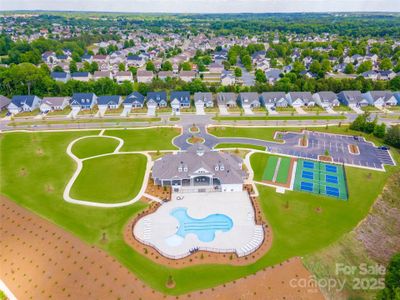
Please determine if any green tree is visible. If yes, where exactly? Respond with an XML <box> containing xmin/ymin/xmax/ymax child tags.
<box><xmin>161</xmin><ymin>61</ymin><xmax>173</xmax><ymax>71</ymax></box>
<box><xmin>180</xmin><ymin>62</ymin><xmax>192</xmax><ymax>71</ymax></box>
<box><xmin>344</xmin><ymin>63</ymin><xmax>355</xmax><ymax>74</ymax></box>
<box><xmin>309</xmin><ymin>61</ymin><xmax>321</xmax><ymax>75</ymax></box>
<box><xmin>53</xmin><ymin>66</ymin><xmax>64</xmax><ymax>72</ymax></box>
<box><xmin>373</xmin><ymin>123</ymin><xmax>386</xmax><ymax>138</ymax></box>
<box><xmin>146</xmin><ymin>61</ymin><xmax>156</xmax><ymax>71</ymax></box>
<box><xmin>69</xmin><ymin>61</ymin><xmax>78</xmax><ymax>73</ymax></box>
<box><xmin>377</xmin><ymin>253</ymin><xmax>400</xmax><ymax>300</ymax></box>
<box><xmin>292</xmin><ymin>61</ymin><xmax>305</xmax><ymax>74</ymax></box>
<box><xmin>118</xmin><ymin>63</ymin><xmax>125</xmax><ymax>72</ymax></box>
<box><xmin>234</xmin><ymin>67</ymin><xmax>242</xmax><ymax>77</ymax></box>
<box><xmin>255</xmin><ymin>69</ymin><xmax>266</xmax><ymax>83</ymax></box>
<box><xmin>379</xmin><ymin>58</ymin><xmax>393</xmax><ymax>70</ymax></box>
<box><xmin>384</xmin><ymin>125</ymin><xmax>400</xmax><ymax>148</ymax></box>
<box><xmin>357</xmin><ymin>61</ymin><xmax>373</xmax><ymax>74</ymax></box>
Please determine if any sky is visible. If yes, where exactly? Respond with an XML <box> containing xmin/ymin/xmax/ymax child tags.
<box><xmin>1</xmin><ymin>0</ymin><xmax>399</xmax><ymax>13</ymax></box>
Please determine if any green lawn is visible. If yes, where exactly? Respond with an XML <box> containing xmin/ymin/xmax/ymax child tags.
<box><xmin>71</xmin><ymin>136</ymin><xmax>119</xmax><ymax>159</ymax></box>
<box><xmin>262</xmin><ymin>156</ymin><xmax>278</xmax><ymax>181</ymax></box>
<box><xmin>70</xmin><ymin>154</ymin><xmax>146</xmax><ymax>203</ymax></box>
<box><xmin>0</xmin><ymin>128</ymin><xmax>398</xmax><ymax>295</ymax></box>
<box><xmin>276</xmin><ymin>157</ymin><xmax>291</xmax><ymax>184</ymax></box>
<box><xmin>214</xmin><ymin>143</ymin><xmax>266</xmax><ymax>151</ymax></box>
<box><xmin>7</xmin><ymin>118</ymin><xmax>161</xmax><ymax>127</ymax></box>
<box><xmin>105</xmin><ymin>127</ymin><xmax>180</xmax><ymax>151</ymax></box>
<box><xmin>213</xmin><ymin>115</ymin><xmax>346</xmax><ymax>121</ymax></box>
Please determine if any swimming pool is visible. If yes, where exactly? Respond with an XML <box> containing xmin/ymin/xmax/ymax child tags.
<box><xmin>170</xmin><ymin>207</ymin><xmax>233</xmax><ymax>242</ymax></box>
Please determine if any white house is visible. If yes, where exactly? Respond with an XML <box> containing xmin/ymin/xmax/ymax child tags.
<box><xmin>312</xmin><ymin>92</ymin><xmax>340</xmax><ymax>108</ymax></box>
<box><xmin>8</xmin><ymin>95</ymin><xmax>41</xmax><ymax>114</ymax></box>
<box><xmin>137</xmin><ymin>70</ymin><xmax>154</xmax><ymax>83</ymax></box>
<box><xmin>115</xmin><ymin>71</ymin><xmax>133</xmax><ymax>83</ymax></box>
<box><xmin>287</xmin><ymin>92</ymin><xmax>314</xmax><ymax>107</ymax></box>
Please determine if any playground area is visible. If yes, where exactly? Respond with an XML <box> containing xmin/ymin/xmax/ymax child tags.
<box><xmin>261</xmin><ymin>155</ymin><xmax>295</xmax><ymax>187</ymax></box>
<box><xmin>294</xmin><ymin>159</ymin><xmax>348</xmax><ymax>200</ymax></box>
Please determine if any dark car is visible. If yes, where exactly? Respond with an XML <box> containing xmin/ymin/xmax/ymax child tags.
<box><xmin>378</xmin><ymin>146</ymin><xmax>390</xmax><ymax>151</ymax></box>
<box><xmin>353</xmin><ymin>136</ymin><xmax>359</xmax><ymax>141</ymax></box>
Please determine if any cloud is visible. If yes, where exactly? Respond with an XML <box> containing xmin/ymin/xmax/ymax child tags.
<box><xmin>1</xmin><ymin>0</ymin><xmax>399</xmax><ymax>13</ymax></box>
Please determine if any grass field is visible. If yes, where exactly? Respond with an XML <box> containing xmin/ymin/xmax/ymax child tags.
<box><xmin>0</xmin><ymin>127</ymin><xmax>398</xmax><ymax>295</ymax></box>
<box><xmin>105</xmin><ymin>127</ymin><xmax>180</xmax><ymax>151</ymax></box>
<box><xmin>213</xmin><ymin>115</ymin><xmax>346</xmax><ymax>121</ymax></box>
<box><xmin>71</xmin><ymin>136</ymin><xmax>119</xmax><ymax>159</ymax></box>
<box><xmin>70</xmin><ymin>154</ymin><xmax>146</xmax><ymax>203</ymax></box>
<box><xmin>276</xmin><ymin>157</ymin><xmax>291</xmax><ymax>183</ymax></box>
<box><xmin>262</xmin><ymin>156</ymin><xmax>278</xmax><ymax>181</ymax></box>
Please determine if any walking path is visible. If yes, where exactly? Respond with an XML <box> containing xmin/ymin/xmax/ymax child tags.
<box><xmin>63</xmin><ymin>132</ymin><xmax>153</xmax><ymax>208</ymax></box>
<box><xmin>272</xmin><ymin>157</ymin><xmax>282</xmax><ymax>182</ymax></box>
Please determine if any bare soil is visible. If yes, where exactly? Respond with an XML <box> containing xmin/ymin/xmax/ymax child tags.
<box><xmin>349</xmin><ymin>144</ymin><xmax>360</xmax><ymax>155</ymax></box>
<box><xmin>318</xmin><ymin>155</ymin><xmax>333</xmax><ymax>162</ymax></box>
<box><xmin>0</xmin><ymin>196</ymin><xmax>323</xmax><ymax>299</ymax></box>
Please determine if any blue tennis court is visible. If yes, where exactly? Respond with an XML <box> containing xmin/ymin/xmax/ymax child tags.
<box><xmin>302</xmin><ymin>170</ymin><xmax>314</xmax><ymax>179</ymax></box>
<box><xmin>326</xmin><ymin>186</ymin><xmax>339</xmax><ymax>197</ymax></box>
<box><xmin>303</xmin><ymin>161</ymin><xmax>315</xmax><ymax>169</ymax></box>
<box><xmin>326</xmin><ymin>175</ymin><xmax>338</xmax><ymax>184</ymax></box>
<box><xmin>300</xmin><ymin>181</ymin><xmax>313</xmax><ymax>192</ymax></box>
<box><xmin>325</xmin><ymin>165</ymin><xmax>337</xmax><ymax>173</ymax></box>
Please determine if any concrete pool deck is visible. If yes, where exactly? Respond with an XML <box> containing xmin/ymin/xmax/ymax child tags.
<box><xmin>133</xmin><ymin>191</ymin><xmax>264</xmax><ymax>259</ymax></box>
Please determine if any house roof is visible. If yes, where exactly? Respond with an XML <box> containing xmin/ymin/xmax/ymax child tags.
<box><xmin>152</xmin><ymin>144</ymin><xmax>245</xmax><ymax>185</ymax></box>
<box><xmin>41</xmin><ymin>97</ymin><xmax>69</xmax><ymax>107</ymax></box>
<box><xmin>194</xmin><ymin>92</ymin><xmax>213</xmax><ymax>103</ymax></box>
<box><xmin>170</xmin><ymin>91</ymin><xmax>190</xmax><ymax>104</ymax></box>
<box><xmin>158</xmin><ymin>71</ymin><xmax>174</xmax><ymax>77</ymax></box>
<box><xmin>137</xmin><ymin>70</ymin><xmax>153</xmax><ymax>77</ymax></box>
<box><xmin>124</xmin><ymin>92</ymin><xmax>145</xmax><ymax>104</ymax></box>
<box><xmin>239</xmin><ymin>93</ymin><xmax>259</xmax><ymax>103</ymax></box>
<box><xmin>147</xmin><ymin>91</ymin><xmax>167</xmax><ymax>103</ymax></box>
<box><xmin>315</xmin><ymin>91</ymin><xmax>338</xmax><ymax>102</ymax></box>
<box><xmin>93</xmin><ymin>71</ymin><xmax>111</xmax><ymax>78</ymax></box>
<box><xmin>339</xmin><ymin>91</ymin><xmax>364</xmax><ymax>103</ymax></box>
<box><xmin>179</xmin><ymin>71</ymin><xmax>196</xmax><ymax>77</ymax></box>
<box><xmin>265</xmin><ymin>68</ymin><xmax>283</xmax><ymax>79</ymax></box>
<box><xmin>97</xmin><ymin>95</ymin><xmax>121</xmax><ymax>105</ymax></box>
<box><xmin>10</xmin><ymin>95</ymin><xmax>39</xmax><ymax>107</ymax></box>
<box><xmin>289</xmin><ymin>92</ymin><xmax>313</xmax><ymax>103</ymax></box>
<box><xmin>71</xmin><ymin>72</ymin><xmax>90</xmax><ymax>78</ymax></box>
<box><xmin>71</xmin><ymin>93</ymin><xmax>96</xmax><ymax>105</ymax></box>
<box><xmin>51</xmin><ymin>72</ymin><xmax>68</xmax><ymax>79</ymax></box>
<box><xmin>366</xmin><ymin>91</ymin><xmax>394</xmax><ymax>101</ymax></box>
<box><xmin>0</xmin><ymin>95</ymin><xmax>11</xmax><ymax>108</ymax></box>
<box><xmin>115</xmin><ymin>71</ymin><xmax>132</xmax><ymax>77</ymax></box>
<box><xmin>260</xmin><ymin>92</ymin><xmax>286</xmax><ymax>104</ymax></box>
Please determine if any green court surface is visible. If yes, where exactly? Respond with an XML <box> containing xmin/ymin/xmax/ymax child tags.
<box><xmin>262</xmin><ymin>156</ymin><xmax>278</xmax><ymax>181</ymax></box>
<box><xmin>275</xmin><ymin>157</ymin><xmax>291</xmax><ymax>184</ymax></box>
<box><xmin>294</xmin><ymin>159</ymin><xmax>348</xmax><ymax>200</ymax></box>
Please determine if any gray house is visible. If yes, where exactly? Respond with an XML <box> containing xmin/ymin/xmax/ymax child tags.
<box><xmin>238</xmin><ymin>93</ymin><xmax>261</xmax><ymax>108</ymax></box>
<box><xmin>170</xmin><ymin>91</ymin><xmax>191</xmax><ymax>114</ymax></box>
<box><xmin>8</xmin><ymin>95</ymin><xmax>42</xmax><ymax>114</ymax></box>
<box><xmin>97</xmin><ymin>95</ymin><xmax>122</xmax><ymax>110</ymax></box>
<box><xmin>312</xmin><ymin>92</ymin><xmax>340</xmax><ymax>108</ymax></box>
<box><xmin>337</xmin><ymin>91</ymin><xmax>369</xmax><ymax>107</ymax></box>
<box><xmin>363</xmin><ymin>91</ymin><xmax>397</xmax><ymax>106</ymax></box>
<box><xmin>194</xmin><ymin>92</ymin><xmax>214</xmax><ymax>107</ymax></box>
<box><xmin>217</xmin><ymin>93</ymin><xmax>237</xmax><ymax>107</ymax></box>
<box><xmin>40</xmin><ymin>97</ymin><xmax>70</xmax><ymax>112</ymax></box>
<box><xmin>152</xmin><ymin>144</ymin><xmax>246</xmax><ymax>193</ymax></box>
<box><xmin>260</xmin><ymin>92</ymin><xmax>288</xmax><ymax>108</ymax></box>
<box><xmin>287</xmin><ymin>92</ymin><xmax>314</xmax><ymax>107</ymax></box>
<box><xmin>0</xmin><ymin>96</ymin><xmax>11</xmax><ymax>111</ymax></box>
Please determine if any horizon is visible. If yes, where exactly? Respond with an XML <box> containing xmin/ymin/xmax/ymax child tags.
<box><xmin>1</xmin><ymin>0</ymin><xmax>399</xmax><ymax>14</ymax></box>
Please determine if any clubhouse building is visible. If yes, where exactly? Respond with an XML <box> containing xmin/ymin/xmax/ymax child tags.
<box><xmin>152</xmin><ymin>144</ymin><xmax>246</xmax><ymax>193</ymax></box>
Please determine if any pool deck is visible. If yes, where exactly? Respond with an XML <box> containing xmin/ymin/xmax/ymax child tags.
<box><xmin>133</xmin><ymin>191</ymin><xmax>264</xmax><ymax>259</ymax></box>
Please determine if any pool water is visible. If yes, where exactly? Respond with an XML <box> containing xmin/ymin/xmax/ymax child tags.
<box><xmin>170</xmin><ymin>207</ymin><xmax>233</xmax><ymax>242</ymax></box>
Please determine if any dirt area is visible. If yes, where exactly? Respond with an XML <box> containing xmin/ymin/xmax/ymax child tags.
<box><xmin>318</xmin><ymin>155</ymin><xmax>333</xmax><ymax>162</ymax></box>
<box><xmin>189</xmin><ymin>126</ymin><xmax>200</xmax><ymax>133</ymax></box>
<box><xmin>348</xmin><ymin>144</ymin><xmax>360</xmax><ymax>155</ymax></box>
<box><xmin>125</xmin><ymin>188</ymin><xmax>273</xmax><ymax>267</ymax></box>
<box><xmin>1</xmin><ymin>196</ymin><xmax>323</xmax><ymax>299</ymax></box>
<box><xmin>145</xmin><ymin>178</ymin><xmax>172</xmax><ymax>201</ymax></box>
<box><xmin>299</xmin><ymin>136</ymin><xmax>308</xmax><ymax>147</ymax></box>
<box><xmin>187</xmin><ymin>136</ymin><xmax>205</xmax><ymax>144</ymax></box>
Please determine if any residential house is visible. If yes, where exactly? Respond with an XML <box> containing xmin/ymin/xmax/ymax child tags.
<box><xmin>208</xmin><ymin>63</ymin><xmax>224</xmax><ymax>73</ymax></box>
<box><xmin>93</xmin><ymin>71</ymin><xmax>113</xmax><ymax>81</ymax></box>
<box><xmin>146</xmin><ymin>92</ymin><xmax>168</xmax><ymax>108</ymax></box>
<box><xmin>97</xmin><ymin>95</ymin><xmax>122</xmax><ymax>110</ymax></box>
<box><xmin>51</xmin><ymin>72</ymin><xmax>70</xmax><ymax>83</ymax></box>
<box><xmin>123</xmin><ymin>92</ymin><xmax>145</xmax><ymax>109</ymax></box>
<box><xmin>260</xmin><ymin>92</ymin><xmax>288</xmax><ymax>108</ymax></box>
<box><xmin>287</xmin><ymin>92</ymin><xmax>314</xmax><ymax>107</ymax></box>
<box><xmin>312</xmin><ymin>92</ymin><xmax>340</xmax><ymax>108</ymax></box>
<box><xmin>221</xmin><ymin>71</ymin><xmax>235</xmax><ymax>86</ymax></box>
<box><xmin>71</xmin><ymin>72</ymin><xmax>92</xmax><ymax>82</ymax></box>
<box><xmin>194</xmin><ymin>92</ymin><xmax>214</xmax><ymax>107</ymax></box>
<box><xmin>378</xmin><ymin>70</ymin><xmax>397</xmax><ymax>81</ymax></box>
<box><xmin>393</xmin><ymin>93</ymin><xmax>400</xmax><ymax>105</ymax></box>
<box><xmin>363</xmin><ymin>91</ymin><xmax>397</xmax><ymax>106</ymax></box>
<box><xmin>361</xmin><ymin>70</ymin><xmax>379</xmax><ymax>81</ymax></box>
<box><xmin>179</xmin><ymin>71</ymin><xmax>196</xmax><ymax>82</ymax></box>
<box><xmin>158</xmin><ymin>71</ymin><xmax>174</xmax><ymax>80</ymax></box>
<box><xmin>70</xmin><ymin>93</ymin><xmax>97</xmax><ymax>110</ymax></box>
<box><xmin>8</xmin><ymin>95</ymin><xmax>41</xmax><ymax>114</ymax></box>
<box><xmin>217</xmin><ymin>93</ymin><xmax>237</xmax><ymax>107</ymax></box>
<box><xmin>127</xmin><ymin>55</ymin><xmax>146</xmax><ymax>67</ymax></box>
<box><xmin>0</xmin><ymin>95</ymin><xmax>11</xmax><ymax>111</ymax></box>
<box><xmin>42</xmin><ymin>51</ymin><xmax>57</xmax><ymax>64</ymax></box>
<box><xmin>40</xmin><ymin>97</ymin><xmax>70</xmax><ymax>112</ymax></box>
<box><xmin>265</xmin><ymin>69</ymin><xmax>283</xmax><ymax>84</ymax></box>
<box><xmin>170</xmin><ymin>91</ymin><xmax>191</xmax><ymax>114</ymax></box>
<box><xmin>137</xmin><ymin>70</ymin><xmax>154</xmax><ymax>83</ymax></box>
<box><xmin>337</xmin><ymin>91</ymin><xmax>369</xmax><ymax>107</ymax></box>
<box><xmin>237</xmin><ymin>93</ymin><xmax>261</xmax><ymax>108</ymax></box>
<box><xmin>115</xmin><ymin>71</ymin><xmax>133</xmax><ymax>83</ymax></box>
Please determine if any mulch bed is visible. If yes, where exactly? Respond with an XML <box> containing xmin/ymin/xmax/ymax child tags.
<box><xmin>319</xmin><ymin>155</ymin><xmax>333</xmax><ymax>162</ymax></box>
<box><xmin>349</xmin><ymin>144</ymin><xmax>360</xmax><ymax>154</ymax></box>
